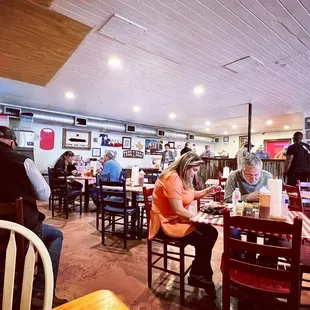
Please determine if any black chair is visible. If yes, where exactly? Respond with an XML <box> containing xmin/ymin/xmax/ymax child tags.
<box><xmin>99</xmin><ymin>180</ymin><xmax>140</xmax><ymax>249</ymax></box>
<box><xmin>119</xmin><ymin>170</ymin><xmax>128</xmax><ymax>181</ymax></box>
<box><xmin>48</xmin><ymin>168</ymin><xmax>82</xmax><ymax>219</ymax></box>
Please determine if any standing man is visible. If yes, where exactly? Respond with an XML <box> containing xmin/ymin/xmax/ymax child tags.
<box><xmin>180</xmin><ymin>142</ymin><xmax>192</xmax><ymax>156</ymax></box>
<box><xmin>161</xmin><ymin>143</ymin><xmax>175</xmax><ymax>169</ymax></box>
<box><xmin>0</xmin><ymin>126</ymin><xmax>67</xmax><ymax>307</ymax></box>
<box><xmin>200</xmin><ymin>145</ymin><xmax>214</xmax><ymax>158</ymax></box>
<box><xmin>255</xmin><ymin>145</ymin><xmax>270</xmax><ymax>159</ymax></box>
<box><xmin>235</xmin><ymin>141</ymin><xmax>254</xmax><ymax>170</ymax></box>
<box><xmin>285</xmin><ymin>132</ymin><xmax>310</xmax><ymax>185</ymax></box>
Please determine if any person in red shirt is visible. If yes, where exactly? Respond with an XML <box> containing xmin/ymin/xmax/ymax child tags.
<box><xmin>150</xmin><ymin>152</ymin><xmax>222</xmax><ymax>296</ymax></box>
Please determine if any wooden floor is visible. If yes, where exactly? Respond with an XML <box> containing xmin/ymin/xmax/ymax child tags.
<box><xmin>38</xmin><ymin>201</ymin><xmax>310</xmax><ymax>310</ymax></box>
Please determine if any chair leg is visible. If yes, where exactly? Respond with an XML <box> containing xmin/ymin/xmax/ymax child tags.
<box><xmin>222</xmin><ymin>272</ymin><xmax>230</xmax><ymax>310</ymax></box>
<box><xmin>147</xmin><ymin>240</ymin><xmax>152</xmax><ymax>288</ymax></box>
<box><xmin>65</xmin><ymin>197</ymin><xmax>68</xmax><ymax>219</ymax></box>
<box><xmin>52</xmin><ymin>195</ymin><xmax>55</xmax><ymax>217</ymax></box>
<box><xmin>96</xmin><ymin>208</ymin><xmax>99</xmax><ymax>230</ymax></box>
<box><xmin>80</xmin><ymin>193</ymin><xmax>82</xmax><ymax>215</ymax></box>
<box><xmin>124</xmin><ymin>213</ymin><xmax>128</xmax><ymax>249</ymax></box>
<box><xmin>112</xmin><ymin>215</ymin><xmax>115</xmax><ymax>233</ymax></box>
<box><xmin>163</xmin><ymin>243</ymin><xmax>168</xmax><ymax>270</ymax></box>
<box><xmin>179</xmin><ymin>245</ymin><xmax>185</xmax><ymax>305</ymax></box>
<box><xmin>49</xmin><ymin>197</ymin><xmax>51</xmax><ymax>210</ymax></box>
<box><xmin>101</xmin><ymin>208</ymin><xmax>105</xmax><ymax>245</ymax></box>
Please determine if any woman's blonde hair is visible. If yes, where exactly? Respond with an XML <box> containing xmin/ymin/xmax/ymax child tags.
<box><xmin>160</xmin><ymin>152</ymin><xmax>204</xmax><ymax>189</ymax></box>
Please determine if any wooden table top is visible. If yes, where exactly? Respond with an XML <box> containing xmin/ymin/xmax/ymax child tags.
<box><xmin>301</xmin><ymin>191</ymin><xmax>310</xmax><ymax>200</ymax></box>
<box><xmin>52</xmin><ymin>290</ymin><xmax>129</xmax><ymax>310</ymax></box>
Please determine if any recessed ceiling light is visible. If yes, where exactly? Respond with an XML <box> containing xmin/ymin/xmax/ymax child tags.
<box><xmin>205</xmin><ymin>128</ymin><xmax>210</xmax><ymax>132</ymax></box>
<box><xmin>224</xmin><ymin>131</ymin><xmax>228</xmax><ymax>135</ymax></box>
<box><xmin>284</xmin><ymin>125</ymin><xmax>289</xmax><ymax>130</ymax></box>
<box><xmin>133</xmin><ymin>106</ymin><xmax>140</xmax><ymax>112</ymax></box>
<box><xmin>193</xmin><ymin>85</ymin><xmax>205</xmax><ymax>96</ymax></box>
<box><xmin>232</xmin><ymin>125</ymin><xmax>237</xmax><ymax>129</ymax></box>
<box><xmin>65</xmin><ymin>91</ymin><xmax>75</xmax><ymax>99</ymax></box>
<box><xmin>169</xmin><ymin>112</ymin><xmax>176</xmax><ymax>119</ymax></box>
<box><xmin>266</xmin><ymin>120</ymin><xmax>273</xmax><ymax>125</ymax></box>
<box><xmin>108</xmin><ymin>56</ymin><xmax>122</xmax><ymax>68</ymax></box>
<box><xmin>205</xmin><ymin>121</ymin><xmax>210</xmax><ymax>125</ymax></box>
<box><xmin>251</xmin><ymin>129</ymin><xmax>255</xmax><ymax>133</ymax></box>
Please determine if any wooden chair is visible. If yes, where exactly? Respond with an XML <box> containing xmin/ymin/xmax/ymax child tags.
<box><xmin>100</xmin><ymin>180</ymin><xmax>140</xmax><ymax>249</ymax></box>
<box><xmin>222</xmin><ymin>208</ymin><xmax>302</xmax><ymax>310</ymax></box>
<box><xmin>297</xmin><ymin>180</ymin><xmax>310</xmax><ymax>205</ymax></box>
<box><xmin>0</xmin><ymin>198</ymin><xmax>24</xmax><ymax>308</ymax></box>
<box><xmin>48</xmin><ymin>168</ymin><xmax>82</xmax><ymax>219</ymax></box>
<box><xmin>283</xmin><ymin>184</ymin><xmax>303</xmax><ymax>212</ymax></box>
<box><xmin>214</xmin><ymin>177</ymin><xmax>226</xmax><ymax>202</ymax></box>
<box><xmin>0</xmin><ymin>220</ymin><xmax>53</xmax><ymax>310</ymax></box>
<box><xmin>143</xmin><ymin>187</ymin><xmax>194</xmax><ymax>305</ymax></box>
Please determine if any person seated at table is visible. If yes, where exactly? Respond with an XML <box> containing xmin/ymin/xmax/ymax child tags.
<box><xmin>224</xmin><ymin>154</ymin><xmax>273</xmax><ymax>262</ymax></box>
<box><xmin>255</xmin><ymin>145</ymin><xmax>270</xmax><ymax>159</ymax></box>
<box><xmin>100</xmin><ymin>151</ymin><xmax>122</xmax><ymax>181</ymax></box>
<box><xmin>54</xmin><ymin>151</ymin><xmax>83</xmax><ymax>201</ymax></box>
<box><xmin>150</xmin><ymin>152</ymin><xmax>222</xmax><ymax>295</ymax></box>
<box><xmin>224</xmin><ymin>153</ymin><xmax>272</xmax><ymax>203</ymax></box>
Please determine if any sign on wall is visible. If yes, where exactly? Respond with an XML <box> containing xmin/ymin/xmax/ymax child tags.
<box><xmin>145</xmin><ymin>139</ymin><xmax>163</xmax><ymax>155</ymax></box>
<box><xmin>123</xmin><ymin>150</ymin><xmax>144</xmax><ymax>159</ymax></box>
<box><xmin>62</xmin><ymin>128</ymin><xmax>91</xmax><ymax>150</ymax></box>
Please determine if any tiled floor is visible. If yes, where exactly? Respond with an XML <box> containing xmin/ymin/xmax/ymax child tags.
<box><xmin>38</xmin><ymin>201</ymin><xmax>310</xmax><ymax>309</ymax></box>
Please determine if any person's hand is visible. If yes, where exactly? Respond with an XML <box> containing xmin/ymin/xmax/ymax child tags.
<box><xmin>96</xmin><ymin>168</ymin><xmax>102</xmax><ymax>174</ymax></box>
<box><xmin>247</xmin><ymin>191</ymin><xmax>260</xmax><ymax>202</ymax></box>
<box><xmin>71</xmin><ymin>170</ymin><xmax>78</xmax><ymax>176</ymax></box>
<box><xmin>207</xmin><ymin>185</ymin><xmax>223</xmax><ymax>195</ymax></box>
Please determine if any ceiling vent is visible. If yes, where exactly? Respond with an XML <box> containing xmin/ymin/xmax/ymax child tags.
<box><xmin>75</xmin><ymin>117</ymin><xmax>87</xmax><ymax>127</ymax></box>
<box><xmin>99</xmin><ymin>14</ymin><xmax>147</xmax><ymax>44</ymax></box>
<box><xmin>126</xmin><ymin>124</ymin><xmax>136</xmax><ymax>133</ymax></box>
<box><xmin>222</xmin><ymin>56</ymin><xmax>264</xmax><ymax>74</ymax></box>
<box><xmin>3</xmin><ymin>106</ymin><xmax>21</xmax><ymax>118</ymax></box>
<box><xmin>157</xmin><ymin>129</ymin><xmax>165</xmax><ymax>137</ymax></box>
<box><xmin>214</xmin><ymin>138</ymin><xmax>220</xmax><ymax>143</ymax></box>
<box><xmin>188</xmin><ymin>134</ymin><xmax>195</xmax><ymax>140</ymax></box>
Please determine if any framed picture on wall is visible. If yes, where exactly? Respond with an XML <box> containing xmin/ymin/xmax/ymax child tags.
<box><xmin>122</xmin><ymin>137</ymin><xmax>132</xmax><ymax>149</ymax></box>
<box><xmin>92</xmin><ymin>148</ymin><xmax>101</xmax><ymax>157</ymax></box>
<box><xmin>168</xmin><ymin>141</ymin><xmax>175</xmax><ymax>149</ymax></box>
<box><xmin>223</xmin><ymin>136</ymin><xmax>229</xmax><ymax>143</ymax></box>
<box><xmin>62</xmin><ymin>129</ymin><xmax>91</xmax><ymax>150</ymax></box>
<box><xmin>239</xmin><ymin>135</ymin><xmax>248</xmax><ymax>148</ymax></box>
<box><xmin>306</xmin><ymin>130</ymin><xmax>310</xmax><ymax>140</ymax></box>
<box><xmin>305</xmin><ymin>117</ymin><xmax>310</xmax><ymax>129</ymax></box>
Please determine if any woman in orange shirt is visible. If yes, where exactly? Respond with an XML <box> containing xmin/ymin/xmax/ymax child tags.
<box><xmin>150</xmin><ymin>152</ymin><xmax>222</xmax><ymax>296</ymax></box>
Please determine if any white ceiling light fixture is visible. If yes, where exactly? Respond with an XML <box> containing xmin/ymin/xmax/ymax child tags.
<box><xmin>108</xmin><ymin>56</ymin><xmax>122</xmax><ymax>68</ymax></box>
<box><xmin>224</xmin><ymin>131</ymin><xmax>228</xmax><ymax>135</ymax></box>
<box><xmin>284</xmin><ymin>125</ymin><xmax>289</xmax><ymax>130</ymax></box>
<box><xmin>193</xmin><ymin>85</ymin><xmax>205</xmax><ymax>96</ymax></box>
<box><xmin>169</xmin><ymin>112</ymin><xmax>176</xmax><ymax>119</ymax></box>
<box><xmin>205</xmin><ymin>121</ymin><xmax>211</xmax><ymax>125</ymax></box>
<box><xmin>266</xmin><ymin>120</ymin><xmax>273</xmax><ymax>125</ymax></box>
<box><xmin>251</xmin><ymin>129</ymin><xmax>255</xmax><ymax>133</ymax></box>
<box><xmin>133</xmin><ymin>106</ymin><xmax>140</xmax><ymax>112</ymax></box>
<box><xmin>232</xmin><ymin>124</ymin><xmax>237</xmax><ymax>129</ymax></box>
<box><xmin>65</xmin><ymin>91</ymin><xmax>75</xmax><ymax>99</ymax></box>
<box><xmin>205</xmin><ymin>128</ymin><xmax>210</xmax><ymax>132</ymax></box>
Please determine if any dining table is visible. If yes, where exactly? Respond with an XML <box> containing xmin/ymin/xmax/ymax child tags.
<box><xmin>52</xmin><ymin>290</ymin><xmax>129</xmax><ymax>309</ymax></box>
<box><xmin>191</xmin><ymin>210</ymin><xmax>310</xmax><ymax>245</ymax></box>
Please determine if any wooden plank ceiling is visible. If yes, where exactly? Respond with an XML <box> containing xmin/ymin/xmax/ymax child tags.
<box><xmin>0</xmin><ymin>0</ymin><xmax>91</xmax><ymax>86</ymax></box>
<box><xmin>0</xmin><ymin>0</ymin><xmax>309</xmax><ymax>135</ymax></box>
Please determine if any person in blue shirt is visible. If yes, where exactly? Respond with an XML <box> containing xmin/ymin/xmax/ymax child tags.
<box><xmin>255</xmin><ymin>145</ymin><xmax>270</xmax><ymax>159</ymax></box>
<box><xmin>101</xmin><ymin>151</ymin><xmax>122</xmax><ymax>181</ymax></box>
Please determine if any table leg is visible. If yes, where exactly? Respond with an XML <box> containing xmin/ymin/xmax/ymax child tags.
<box><xmin>84</xmin><ymin>179</ymin><xmax>89</xmax><ymax>212</ymax></box>
<box><xmin>131</xmin><ymin>192</ymin><xmax>138</xmax><ymax>239</ymax></box>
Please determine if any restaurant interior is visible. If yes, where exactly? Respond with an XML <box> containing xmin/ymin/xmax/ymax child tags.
<box><xmin>1</xmin><ymin>0</ymin><xmax>310</xmax><ymax>309</ymax></box>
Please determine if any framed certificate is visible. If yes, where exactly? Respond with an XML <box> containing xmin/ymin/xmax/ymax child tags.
<box><xmin>62</xmin><ymin>129</ymin><xmax>91</xmax><ymax>150</ymax></box>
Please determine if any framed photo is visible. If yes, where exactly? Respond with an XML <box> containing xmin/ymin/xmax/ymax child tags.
<box><xmin>305</xmin><ymin>117</ymin><xmax>310</xmax><ymax>129</ymax></box>
<box><xmin>92</xmin><ymin>148</ymin><xmax>101</xmax><ymax>157</ymax></box>
<box><xmin>306</xmin><ymin>130</ymin><xmax>310</xmax><ymax>140</ymax></box>
<box><xmin>122</xmin><ymin>137</ymin><xmax>132</xmax><ymax>149</ymax></box>
<box><xmin>223</xmin><ymin>136</ymin><xmax>229</xmax><ymax>143</ymax></box>
<box><xmin>145</xmin><ymin>139</ymin><xmax>163</xmax><ymax>155</ymax></box>
<box><xmin>239</xmin><ymin>135</ymin><xmax>248</xmax><ymax>148</ymax></box>
<box><xmin>62</xmin><ymin>129</ymin><xmax>91</xmax><ymax>150</ymax></box>
<box><xmin>168</xmin><ymin>141</ymin><xmax>175</xmax><ymax>149</ymax></box>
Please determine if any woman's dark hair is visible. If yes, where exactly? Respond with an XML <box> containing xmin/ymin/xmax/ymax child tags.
<box><xmin>60</xmin><ymin>151</ymin><xmax>74</xmax><ymax>159</ymax></box>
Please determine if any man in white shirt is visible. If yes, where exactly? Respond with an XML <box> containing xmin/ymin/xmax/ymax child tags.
<box><xmin>0</xmin><ymin>126</ymin><xmax>67</xmax><ymax>307</ymax></box>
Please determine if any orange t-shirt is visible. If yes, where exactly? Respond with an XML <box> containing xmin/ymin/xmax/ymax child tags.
<box><xmin>149</xmin><ymin>171</ymin><xmax>196</xmax><ymax>239</ymax></box>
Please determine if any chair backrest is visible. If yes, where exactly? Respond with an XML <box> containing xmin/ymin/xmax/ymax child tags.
<box><xmin>283</xmin><ymin>184</ymin><xmax>303</xmax><ymax>212</ymax></box>
<box><xmin>119</xmin><ymin>171</ymin><xmax>128</xmax><ymax>181</ymax></box>
<box><xmin>48</xmin><ymin>167</ymin><xmax>68</xmax><ymax>193</ymax></box>
<box><xmin>99</xmin><ymin>180</ymin><xmax>127</xmax><ymax>210</ymax></box>
<box><xmin>96</xmin><ymin>173</ymin><xmax>110</xmax><ymax>186</ymax></box>
<box><xmin>143</xmin><ymin>174</ymin><xmax>158</xmax><ymax>184</ymax></box>
<box><xmin>297</xmin><ymin>180</ymin><xmax>310</xmax><ymax>192</ymax></box>
<box><xmin>142</xmin><ymin>187</ymin><xmax>154</xmax><ymax>229</ymax></box>
<box><xmin>223</xmin><ymin>208</ymin><xmax>301</xmax><ymax>302</ymax></box>
<box><xmin>0</xmin><ymin>220</ymin><xmax>53</xmax><ymax>310</ymax></box>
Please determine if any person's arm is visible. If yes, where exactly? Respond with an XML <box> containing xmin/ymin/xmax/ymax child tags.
<box><xmin>102</xmin><ymin>161</ymin><xmax>111</xmax><ymax>175</ymax></box>
<box><xmin>284</xmin><ymin>155</ymin><xmax>293</xmax><ymax>173</ymax></box>
<box><xmin>24</xmin><ymin>158</ymin><xmax>51</xmax><ymax>201</ymax></box>
<box><xmin>224</xmin><ymin>174</ymin><xmax>249</xmax><ymax>203</ymax></box>
<box><xmin>266</xmin><ymin>152</ymin><xmax>270</xmax><ymax>159</ymax></box>
<box><xmin>168</xmin><ymin>198</ymin><xmax>193</xmax><ymax>220</ymax></box>
<box><xmin>194</xmin><ymin>185</ymin><xmax>222</xmax><ymax>200</ymax></box>
<box><xmin>171</xmin><ymin>151</ymin><xmax>175</xmax><ymax>161</ymax></box>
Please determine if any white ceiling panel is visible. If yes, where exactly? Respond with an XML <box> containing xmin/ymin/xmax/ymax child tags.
<box><xmin>1</xmin><ymin>0</ymin><xmax>309</xmax><ymax>136</ymax></box>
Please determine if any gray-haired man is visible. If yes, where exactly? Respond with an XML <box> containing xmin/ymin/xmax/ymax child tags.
<box><xmin>224</xmin><ymin>154</ymin><xmax>272</xmax><ymax>203</ymax></box>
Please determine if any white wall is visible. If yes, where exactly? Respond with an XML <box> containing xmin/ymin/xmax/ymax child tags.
<box><xmin>211</xmin><ymin>130</ymin><xmax>301</xmax><ymax>158</ymax></box>
<box><xmin>17</xmin><ymin>122</ymin><xmax>207</xmax><ymax>173</ymax></box>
